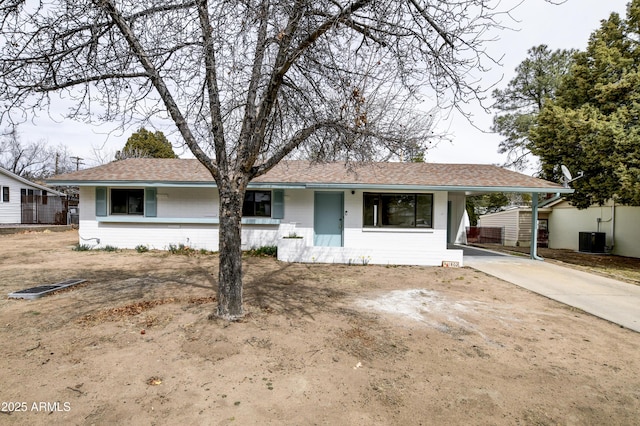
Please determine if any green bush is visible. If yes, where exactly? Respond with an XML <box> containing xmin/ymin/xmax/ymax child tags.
<box><xmin>245</xmin><ymin>245</ymin><xmax>277</xmax><ymax>257</ymax></box>
<box><xmin>73</xmin><ymin>243</ymin><xmax>91</xmax><ymax>251</ymax></box>
<box><xmin>102</xmin><ymin>245</ymin><xmax>119</xmax><ymax>252</ymax></box>
<box><xmin>135</xmin><ymin>244</ymin><xmax>149</xmax><ymax>253</ymax></box>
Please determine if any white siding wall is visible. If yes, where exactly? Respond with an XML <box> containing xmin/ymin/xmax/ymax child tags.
<box><xmin>278</xmin><ymin>189</ymin><xmax>462</xmax><ymax>266</ymax></box>
<box><xmin>79</xmin><ymin>186</ymin><xmax>282</xmax><ymax>251</ymax></box>
<box><xmin>79</xmin><ymin>186</ymin><xmax>95</xmax><ymax>221</ymax></box>
<box><xmin>157</xmin><ymin>187</ymin><xmax>218</xmax><ymax>218</ymax></box>
<box><xmin>613</xmin><ymin>206</ymin><xmax>640</xmax><ymax>258</ymax></box>
<box><xmin>78</xmin><ymin>220</ymin><xmax>219</xmax><ymax>250</ymax></box>
<box><xmin>78</xmin><ymin>186</ymin><xmax>462</xmax><ymax>266</ymax></box>
<box><xmin>549</xmin><ymin>202</ymin><xmax>608</xmax><ymax>251</ymax></box>
<box><xmin>0</xmin><ymin>173</ymin><xmax>29</xmax><ymax>224</ymax></box>
<box><xmin>278</xmin><ymin>189</ymin><xmax>314</xmax><ymax>235</ymax></box>
<box><xmin>80</xmin><ymin>186</ymin><xmax>214</xmax><ymax>249</ymax></box>
<box><xmin>549</xmin><ymin>201</ymin><xmax>640</xmax><ymax>258</ymax></box>
<box><xmin>447</xmin><ymin>193</ymin><xmax>468</xmax><ymax>244</ymax></box>
<box><xmin>478</xmin><ymin>210</ymin><xmax>518</xmax><ymax>246</ymax></box>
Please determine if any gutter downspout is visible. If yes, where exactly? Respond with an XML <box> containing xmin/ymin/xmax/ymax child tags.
<box><xmin>530</xmin><ymin>192</ymin><xmax>544</xmax><ymax>261</ymax></box>
<box><xmin>596</xmin><ymin>203</ymin><xmax>616</xmax><ymax>253</ymax></box>
<box><xmin>611</xmin><ymin>203</ymin><xmax>615</xmax><ymax>252</ymax></box>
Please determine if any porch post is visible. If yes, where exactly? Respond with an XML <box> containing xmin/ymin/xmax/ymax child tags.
<box><xmin>530</xmin><ymin>192</ymin><xmax>543</xmax><ymax>260</ymax></box>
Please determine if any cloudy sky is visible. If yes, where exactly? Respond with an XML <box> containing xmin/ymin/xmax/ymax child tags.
<box><xmin>9</xmin><ymin>0</ymin><xmax>632</xmax><ymax>170</ymax></box>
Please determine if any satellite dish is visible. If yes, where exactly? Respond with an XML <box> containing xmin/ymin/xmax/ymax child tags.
<box><xmin>559</xmin><ymin>164</ymin><xmax>583</xmax><ymax>187</ymax></box>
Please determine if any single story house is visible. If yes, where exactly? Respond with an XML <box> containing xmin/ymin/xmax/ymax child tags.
<box><xmin>0</xmin><ymin>166</ymin><xmax>68</xmax><ymax>224</ymax></box>
<box><xmin>47</xmin><ymin>159</ymin><xmax>571</xmax><ymax>266</ymax></box>
<box><xmin>477</xmin><ymin>205</ymin><xmax>552</xmax><ymax>248</ymax></box>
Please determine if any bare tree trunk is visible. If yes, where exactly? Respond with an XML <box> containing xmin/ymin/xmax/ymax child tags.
<box><xmin>216</xmin><ymin>182</ymin><xmax>245</xmax><ymax>320</ymax></box>
<box><xmin>2</xmin><ymin>0</ymin><xmax>509</xmax><ymax>320</ymax></box>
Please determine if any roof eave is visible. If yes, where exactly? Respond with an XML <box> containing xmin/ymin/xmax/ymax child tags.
<box><xmin>297</xmin><ymin>183</ymin><xmax>573</xmax><ymax>194</ymax></box>
<box><xmin>46</xmin><ymin>180</ymin><xmax>219</xmax><ymax>188</ymax></box>
<box><xmin>2</xmin><ymin>168</ymin><xmax>67</xmax><ymax>196</ymax></box>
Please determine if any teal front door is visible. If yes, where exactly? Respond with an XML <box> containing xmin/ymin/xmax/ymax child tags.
<box><xmin>314</xmin><ymin>192</ymin><xmax>344</xmax><ymax>247</ymax></box>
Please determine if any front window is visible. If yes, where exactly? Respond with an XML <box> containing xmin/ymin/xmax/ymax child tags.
<box><xmin>1</xmin><ymin>186</ymin><xmax>8</xmax><ymax>202</ymax></box>
<box><xmin>111</xmin><ymin>189</ymin><xmax>144</xmax><ymax>215</ymax></box>
<box><xmin>243</xmin><ymin>190</ymin><xmax>271</xmax><ymax>217</ymax></box>
<box><xmin>363</xmin><ymin>193</ymin><xmax>433</xmax><ymax>228</ymax></box>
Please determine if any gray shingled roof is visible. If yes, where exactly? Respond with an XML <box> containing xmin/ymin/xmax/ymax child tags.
<box><xmin>47</xmin><ymin>158</ymin><xmax>570</xmax><ymax>192</ymax></box>
<box><xmin>1</xmin><ymin>166</ymin><xmax>67</xmax><ymax>196</ymax></box>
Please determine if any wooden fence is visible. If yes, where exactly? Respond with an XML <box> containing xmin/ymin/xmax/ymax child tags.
<box><xmin>466</xmin><ymin>226</ymin><xmax>504</xmax><ymax>244</ymax></box>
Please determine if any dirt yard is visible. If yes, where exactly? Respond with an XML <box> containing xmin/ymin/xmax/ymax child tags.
<box><xmin>1</xmin><ymin>230</ymin><xmax>639</xmax><ymax>425</ymax></box>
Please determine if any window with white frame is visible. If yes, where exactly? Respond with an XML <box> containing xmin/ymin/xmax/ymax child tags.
<box><xmin>1</xmin><ymin>186</ymin><xmax>8</xmax><ymax>202</ymax></box>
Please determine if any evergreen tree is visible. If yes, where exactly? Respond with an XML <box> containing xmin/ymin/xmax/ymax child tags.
<box><xmin>492</xmin><ymin>45</ymin><xmax>575</xmax><ymax>170</ymax></box>
<box><xmin>116</xmin><ymin>128</ymin><xmax>177</xmax><ymax>160</ymax></box>
<box><xmin>531</xmin><ymin>2</ymin><xmax>640</xmax><ymax>208</ymax></box>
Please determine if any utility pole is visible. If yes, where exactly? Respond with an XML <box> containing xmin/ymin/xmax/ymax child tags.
<box><xmin>70</xmin><ymin>156</ymin><xmax>84</xmax><ymax>171</ymax></box>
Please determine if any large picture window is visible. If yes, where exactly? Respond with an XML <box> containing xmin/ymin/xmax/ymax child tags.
<box><xmin>243</xmin><ymin>190</ymin><xmax>271</xmax><ymax>217</ymax></box>
<box><xmin>111</xmin><ymin>189</ymin><xmax>144</xmax><ymax>215</ymax></box>
<box><xmin>363</xmin><ymin>193</ymin><xmax>433</xmax><ymax>228</ymax></box>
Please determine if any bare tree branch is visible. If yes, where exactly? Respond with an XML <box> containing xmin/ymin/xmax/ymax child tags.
<box><xmin>0</xmin><ymin>0</ymin><xmax>511</xmax><ymax>318</ymax></box>
<box><xmin>95</xmin><ymin>0</ymin><xmax>218</xmax><ymax>179</ymax></box>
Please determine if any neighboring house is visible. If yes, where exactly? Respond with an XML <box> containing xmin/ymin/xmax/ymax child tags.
<box><xmin>477</xmin><ymin>205</ymin><xmax>552</xmax><ymax>248</ymax></box>
<box><xmin>547</xmin><ymin>199</ymin><xmax>640</xmax><ymax>258</ymax></box>
<box><xmin>0</xmin><ymin>167</ymin><xmax>68</xmax><ymax>225</ymax></box>
<box><xmin>47</xmin><ymin>159</ymin><xmax>571</xmax><ymax>266</ymax></box>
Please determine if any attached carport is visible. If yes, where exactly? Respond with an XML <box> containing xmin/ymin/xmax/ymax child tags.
<box><xmin>448</xmin><ymin>181</ymin><xmax>574</xmax><ymax>261</ymax></box>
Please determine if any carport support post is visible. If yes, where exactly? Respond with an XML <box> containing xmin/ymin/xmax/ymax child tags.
<box><xmin>530</xmin><ymin>192</ymin><xmax>543</xmax><ymax>260</ymax></box>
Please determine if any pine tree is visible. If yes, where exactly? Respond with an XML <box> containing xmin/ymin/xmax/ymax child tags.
<box><xmin>492</xmin><ymin>45</ymin><xmax>575</xmax><ymax>170</ymax></box>
<box><xmin>116</xmin><ymin>128</ymin><xmax>177</xmax><ymax>160</ymax></box>
<box><xmin>530</xmin><ymin>1</ymin><xmax>640</xmax><ymax>207</ymax></box>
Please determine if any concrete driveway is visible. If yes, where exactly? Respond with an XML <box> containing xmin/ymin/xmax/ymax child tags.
<box><xmin>459</xmin><ymin>245</ymin><xmax>640</xmax><ymax>333</ymax></box>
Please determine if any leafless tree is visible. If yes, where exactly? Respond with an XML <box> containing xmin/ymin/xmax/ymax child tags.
<box><xmin>1</xmin><ymin>0</ymin><xmax>514</xmax><ymax>319</ymax></box>
<box><xmin>89</xmin><ymin>144</ymin><xmax>117</xmax><ymax>166</ymax></box>
<box><xmin>0</xmin><ymin>127</ymin><xmax>75</xmax><ymax>179</ymax></box>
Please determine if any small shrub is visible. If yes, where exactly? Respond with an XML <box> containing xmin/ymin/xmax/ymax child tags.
<box><xmin>73</xmin><ymin>243</ymin><xmax>91</xmax><ymax>251</ymax></box>
<box><xmin>348</xmin><ymin>256</ymin><xmax>371</xmax><ymax>266</ymax></box>
<box><xmin>102</xmin><ymin>245</ymin><xmax>119</xmax><ymax>252</ymax></box>
<box><xmin>168</xmin><ymin>243</ymin><xmax>197</xmax><ymax>256</ymax></box>
<box><xmin>136</xmin><ymin>245</ymin><xmax>149</xmax><ymax>253</ymax></box>
<box><xmin>245</xmin><ymin>245</ymin><xmax>277</xmax><ymax>257</ymax></box>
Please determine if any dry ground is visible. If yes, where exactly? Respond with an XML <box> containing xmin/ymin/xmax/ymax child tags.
<box><xmin>0</xmin><ymin>230</ymin><xmax>639</xmax><ymax>425</ymax></box>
